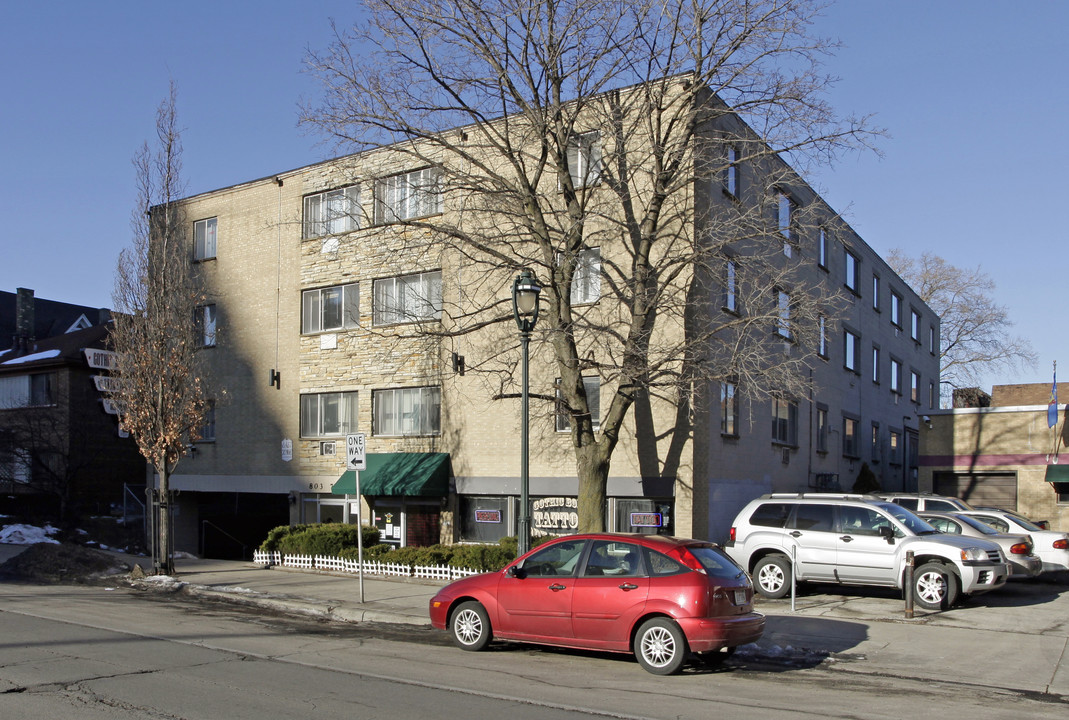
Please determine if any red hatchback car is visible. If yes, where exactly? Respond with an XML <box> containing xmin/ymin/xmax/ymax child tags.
<box><xmin>429</xmin><ymin>533</ymin><xmax>765</xmax><ymax>674</ymax></box>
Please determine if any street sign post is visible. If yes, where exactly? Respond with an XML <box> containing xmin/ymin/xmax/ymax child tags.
<box><xmin>345</xmin><ymin>432</ymin><xmax>366</xmax><ymax>601</ymax></box>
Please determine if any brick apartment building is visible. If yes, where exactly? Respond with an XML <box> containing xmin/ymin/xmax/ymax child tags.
<box><xmin>164</xmin><ymin>81</ymin><xmax>939</xmax><ymax>556</ymax></box>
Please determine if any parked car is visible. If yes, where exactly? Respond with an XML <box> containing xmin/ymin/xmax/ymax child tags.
<box><xmin>917</xmin><ymin>511</ymin><xmax>1042</xmax><ymax>578</ymax></box>
<box><xmin>974</xmin><ymin>506</ymin><xmax>1051</xmax><ymax>530</ymax></box>
<box><xmin>876</xmin><ymin>493</ymin><xmax>974</xmax><ymax>513</ymax></box>
<box><xmin>957</xmin><ymin>510</ymin><xmax>1069</xmax><ymax>573</ymax></box>
<box><xmin>428</xmin><ymin>533</ymin><xmax>765</xmax><ymax>675</ymax></box>
<box><xmin>725</xmin><ymin>494</ymin><xmax>1009</xmax><ymax>611</ymax></box>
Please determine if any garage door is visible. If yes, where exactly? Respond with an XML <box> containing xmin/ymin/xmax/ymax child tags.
<box><xmin>933</xmin><ymin>472</ymin><xmax>1017</xmax><ymax>508</ymax></box>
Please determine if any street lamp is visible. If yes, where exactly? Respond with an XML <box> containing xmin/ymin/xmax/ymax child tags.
<box><xmin>512</xmin><ymin>268</ymin><xmax>541</xmax><ymax>556</ymax></box>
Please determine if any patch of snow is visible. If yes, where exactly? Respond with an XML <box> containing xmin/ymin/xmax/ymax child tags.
<box><xmin>0</xmin><ymin>523</ymin><xmax>61</xmax><ymax>545</ymax></box>
<box><xmin>1</xmin><ymin>349</ymin><xmax>62</xmax><ymax>365</ymax></box>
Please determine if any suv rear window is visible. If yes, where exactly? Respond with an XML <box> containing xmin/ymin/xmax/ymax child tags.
<box><xmin>749</xmin><ymin>502</ymin><xmax>792</xmax><ymax>528</ymax></box>
<box><xmin>687</xmin><ymin>545</ymin><xmax>746</xmax><ymax>579</ymax></box>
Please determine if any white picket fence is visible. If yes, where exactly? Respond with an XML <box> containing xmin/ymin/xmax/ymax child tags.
<box><xmin>253</xmin><ymin>550</ymin><xmax>479</xmax><ymax>581</ymax></box>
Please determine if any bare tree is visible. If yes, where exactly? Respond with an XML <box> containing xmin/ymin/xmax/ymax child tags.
<box><xmin>303</xmin><ymin>0</ymin><xmax>876</xmax><ymax>532</ymax></box>
<box><xmin>887</xmin><ymin>249</ymin><xmax>1036</xmax><ymax>404</ymax></box>
<box><xmin>110</xmin><ymin>83</ymin><xmax>210</xmax><ymax>574</ymax></box>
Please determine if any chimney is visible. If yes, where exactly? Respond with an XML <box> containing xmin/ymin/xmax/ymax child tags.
<box><xmin>15</xmin><ymin>287</ymin><xmax>35</xmax><ymax>350</ymax></box>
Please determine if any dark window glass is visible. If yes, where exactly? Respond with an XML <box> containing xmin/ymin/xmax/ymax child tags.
<box><xmin>749</xmin><ymin>502</ymin><xmax>792</xmax><ymax>528</ymax></box>
<box><xmin>791</xmin><ymin>504</ymin><xmax>835</xmax><ymax>532</ymax></box>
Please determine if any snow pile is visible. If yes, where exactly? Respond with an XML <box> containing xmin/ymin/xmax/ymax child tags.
<box><xmin>0</xmin><ymin>523</ymin><xmax>61</xmax><ymax>545</ymax></box>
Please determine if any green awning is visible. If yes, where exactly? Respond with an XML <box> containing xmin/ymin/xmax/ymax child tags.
<box><xmin>1045</xmin><ymin>464</ymin><xmax>1069</xmax><ymax>484</ymax></box>
<box><xmin>332</xmin><ymin>452</ymin><xmax>451</xmax><ymax>496</ymax></box>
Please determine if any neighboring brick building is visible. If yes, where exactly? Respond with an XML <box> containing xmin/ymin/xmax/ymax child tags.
<box><xmin>920</xmin><ymin>382</ymin><xmax>1069</xmax><ymax>532</ymax></box>
<box><xmin>166</xmin><ymin>82</ymin><xmax>938</xmax><ymax>555</ymax></box>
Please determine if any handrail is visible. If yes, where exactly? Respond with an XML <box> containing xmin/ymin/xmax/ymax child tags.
<box><xmin>201</xmin><ymin>520</ymin><xmax>248</xmax><ymax>560</ymax></box>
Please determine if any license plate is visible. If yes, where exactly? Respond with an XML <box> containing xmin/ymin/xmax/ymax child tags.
<box><xmin>733</xmin><ymin>589</ymin><xmax>747</xmax><ymax>605</ymax></box>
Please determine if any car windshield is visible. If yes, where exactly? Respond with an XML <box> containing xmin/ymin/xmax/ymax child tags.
<box><xmin>1003</xmin><ymin>514</ymin><xmax>1043</xmax><ymax>532</ymax></box>
<box><xmin>686</xmin><ymin>545</ymin><xmax>746</xmax><ymax>579</ymax></box>
<box><xmin>877</xmin><ymin>502</ymin><xmax>939</xmax><ymax>535</ymax></box>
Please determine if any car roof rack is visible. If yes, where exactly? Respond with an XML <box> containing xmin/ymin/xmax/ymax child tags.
<box><xmin>764</xmin><ymin>492</ymin><xmax>868</xmax><ymax>500</ymax></box>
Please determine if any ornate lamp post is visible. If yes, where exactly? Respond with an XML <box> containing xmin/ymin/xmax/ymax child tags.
<box><xmin>511</xmin><ymin>268</ymin><xmax>541</xmax><ymax>555</ymax></box>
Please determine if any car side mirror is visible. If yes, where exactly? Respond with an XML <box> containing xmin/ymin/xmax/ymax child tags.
<box><xmin>879</xmin><ymin>525</ymin><xmax>895</xmax><ymax>544</ymax></box>
<box><xmin>506</xmin><ymin>565</ymin><xmax>526</xmax><ymax>579</ymax></box>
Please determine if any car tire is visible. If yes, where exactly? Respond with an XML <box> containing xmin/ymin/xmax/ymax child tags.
<box><xmin>753</xmin><ymin>554</ymin><xmax>791</xmax><ymax>599</ymax></box>
<box><xmin>449</xmin><ymin>601</ymin><xmax>493</xmax><ymax>651</ymax></box>
<box><xmin>634</xmin><ymin>617</ymin><xmax>688</xmax><ymax>675</ymax></box>
<box><xmin>913</xmin><ymin>562</ymin><xmax>960</xmax><ymax>611</ymax></box>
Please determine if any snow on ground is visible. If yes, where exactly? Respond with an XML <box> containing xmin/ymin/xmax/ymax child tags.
<box><xmin>0</xmin><ymin>523</ymin><xmax>61</xmax><ymax>545</ymax></box>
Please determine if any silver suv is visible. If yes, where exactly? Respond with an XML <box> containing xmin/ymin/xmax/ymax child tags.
<box><xmin>725</xmin><ymin>494</ymin><xmax>1009</xmax><ymax>610</ymax></box>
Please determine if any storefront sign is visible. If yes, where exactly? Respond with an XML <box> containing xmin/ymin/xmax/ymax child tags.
<box><xmin>84</xmin><ymin>348</ymin><xmax>119</xmax><ymax>370</ymax></box>
<box><xmin>533</xmin><ymin>497</ymin><xmax>579</xmax><ymax>532</ymax></box>
<box><xmin>629</xmin><ymin>512</ymin><xmax>664</xmax><ymax>528</ymax></box>
<box><xmin>475</xmin><ymin>509</ymin><xmax>502</xmax><ymax>524</ymax></box>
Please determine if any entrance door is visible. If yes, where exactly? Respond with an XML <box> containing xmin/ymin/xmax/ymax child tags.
<box><xmin>373</xmin><ymin>502</ymin><xmax>404</xmax><ymax>546</ymax></box>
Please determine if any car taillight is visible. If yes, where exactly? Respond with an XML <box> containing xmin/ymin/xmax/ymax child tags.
<box><xmin>1053</xmin><ymin>538</ymin><xmax>1068</xmax><ymax>550</ymax></box>
<box><xmin>729</xmin><ymin>527</ymin><xmax>737</xmax><ymax>542</ymax></box>
<box><xmin>1009</xmin><ymin>542</ymin><xmax>1030</xmax><ymax>555</ymax></box>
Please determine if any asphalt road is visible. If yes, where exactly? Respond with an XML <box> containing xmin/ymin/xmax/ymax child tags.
<box><xmin>1</xmin><ymin>578</ymin><xmax>1066</xmax><ymax>719</ymax></box>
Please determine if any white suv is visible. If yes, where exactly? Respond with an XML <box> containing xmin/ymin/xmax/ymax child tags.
<box><xmin>725</xmin><ymin>494</ymin><xmax>1009</xmax><ymax>611</ymax></box>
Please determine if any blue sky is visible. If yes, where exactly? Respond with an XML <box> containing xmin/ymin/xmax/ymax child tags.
<box><xmin>1</xmin><ymin>1</ymin><xmax>1063</xmax><ymax>392</ymax></box>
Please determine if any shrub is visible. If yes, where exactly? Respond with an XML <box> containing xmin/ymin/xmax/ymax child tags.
<box><xmin>852</xmin><ymin>462</ymin><xmax>881</xmax><ymax>494</ymax></box>
<box><xmin>259</xmin><ymin>523</ymin><xmax>379</xmax><ymax>554</ymax></box>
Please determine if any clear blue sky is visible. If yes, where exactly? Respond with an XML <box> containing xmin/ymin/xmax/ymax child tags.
<box><xmin>2</xmin><ymin>1</ymin><xmax>1063</xmax><ymax>392</ymax></box>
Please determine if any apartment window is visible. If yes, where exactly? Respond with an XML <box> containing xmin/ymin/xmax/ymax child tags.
<box><xmin>0</xmin><ymin>448</ymin><xmax>31</xmax><ymax>484</ymax></box>
<box><xmin>911</xmin><ymin>309</ymin><xmax>921</xmax><ymax>341</ymax></box>
<box><xmin>872</xmin><ymin>274</ymin><xmax>881</xmax><ymax>311</ymax></box>
<box><xmin>776</xmin><ymin>192</ymin><xmax>794</xmax><ymax>257</ymax></box>
<box><xmin>567</xmin><ymin>131</ymin><xmax>602</xmax><ymax>188</ymax></box>
<box><xmin>872</xmin><ymin>345</ymin><xmax>881</xmax><ymax>384</ymax></box>
<box><xmin>720</xmin><ymin>381</ymin><xmax>739</xmax><ymax>436</ymax></box>
<box><xmin>911</xmin><ymin>370</ymin><xmax>921</xmax><ymax>403</ymax></box>
<box><xmin>818</xmin><ymin>316</ymin><xmax>828</xmax><ymax>357</ymax></box>
<box><xmin>373</xmin><ymin>386</ymin><xmax>440</xmax><ymax>437</ymax></box>
<box><xmin>571</xmin><ymin>248</ymin><xmax>602</xmax><ymax>305</ymax></box>
<box><xmin>844</xmin><ymin>249</ymin><xmax>859</xmax><ymax>293</ymax></box>
<box><xmin>0</xmin><ymin>372</ymin><xmax>55</xmax><ymax>408</ymax></box>
<box><xmin>300</xmin><ymin>391</ymin><xmax>359</xmax><ymax>438</ymax></box>
<box><xmin>771</xmin><ymin>397</ymin><xmax>798</xmax><ymax>446</ymax></box>
<box><xmin>303</xmin><ymin>186</ymin><xmax>360</xmax><ymax>239</ymax></box>
<box><xmin>303</xmin><ymin>283</ymin><xmax>359</xmax><ymax>333</ymax></box>
<box><xmin>929</xmin><ymin>381</ymin><xmax>937</xmax><ymax>409</ymax></box>
<box><xmin>842</xmin><ymin>416</ymin><xmax>859</xmax><ymax>458</ymax></box>
<box><xmin>193</xmin><ymin>217</ymin><xmax>217</xmax><ymax>260</ymax></box>
<box><xmin>818</xmin><ymin>226</ymin><xmax>828</xmax><ymax>269</ymax></box>
<box><xmin>816</xmin><ymin>403</ymin><xmax>829</xmax><ymax>453</ymax></box>
<box><xmin>889</xmin><ymin>430</ymin><xmax>902</xmax><ymax>464</ymax></box>
<box><xmin>844</xmin><ymin>329</ymin><xmax>860</xmax><ymax>373</ymax></box>
<box><xmin>195</xmin><ymin>304</ymin><xmax>217</xmax><ymax>347</ymax></box>
<box><xmin>776</xmin><ymin>290</ymin><xmax>791</xmax><ymax>339</ymax></box>
<box><xmin>373</xmin><ymin>271</ymin><xmax>442</xmax><ymax>325</ymax></box>
<box><xmin>890</xmin><ymin>291</ymin><xmax>902</xmax><ymax>327</ymax></box>
<box><xmin>724</xmin><ymin>259</ymin><xmax>738</xmax><ymax>313</ymax></box>
<box><xmin>929</xmin><ymin>326</ymin><xmax>937</xmax><ymax>355</ymax></box>
<box><xmin>725</xmin><ymin>147</ymin><xmax>739</xmax><ymax>197</ymax></box>
<box><xmin>871</xmin><ymin>422</ymin><xmax>881</xmax><ymax>463</ymax></box>
<box><xmin>890</xmin><ymin>358</ymin><xmax>902</xmax><ymax>394</ymax></box>
<box><xmin>198</xmin><ymin>401</ymin><xmax>216</xmax><ymax>443</ymax></box>
<box><xmin>374</xmin><ymin>167</ymin><xmax>442</xmax><ymax>223</ymax></box>
<box><xmin>556</xmin><ymin>376</ymin><xmax>601</xmax><ymax>432</ymax></box>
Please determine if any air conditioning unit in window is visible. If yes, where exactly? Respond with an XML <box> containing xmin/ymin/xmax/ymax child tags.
<box><xmin>320</xmin><ymin>441</ymin><xmax>337</xmax><ymax>456</ymax></box>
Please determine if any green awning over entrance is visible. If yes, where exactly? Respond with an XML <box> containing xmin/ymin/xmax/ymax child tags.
<box><xmin>332</xmin><ymin>452</ymin><xmax>451</xmax><ymax>497</ymax></box>
<box><xmin>1045</xmin><ymin>464</ymin><xmax>1069</xmax><ymax>484</ymax></box>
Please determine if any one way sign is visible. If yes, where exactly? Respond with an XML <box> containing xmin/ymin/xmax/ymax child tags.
<box><xmin>346</xmin><ymin>433</ymin><xmax>366</xmax><ymax>471</ymax></box>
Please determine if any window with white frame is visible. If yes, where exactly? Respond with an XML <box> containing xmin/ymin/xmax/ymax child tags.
<box><xmin>570</xmin><ymin>248</ymin><xmax>602</xmax><ymax>304</ymax></box>
<box><xmin>303</xmin><ymin>283</ymin><xmax>359</xmax><ymax>333</ymax></box>
<box><xmin>556</xmin><ymin>376</ymin><xmax>601</xmax><ymax>432</ymax></box>
<box><xmin>818</xmin><ymin>226</ymin><xmax>828</xmax><ymax>268</ymax></box>
<box><xmin>198</xmin><ymin>401</ymin><xmax>216</xmax><ymax>442</ymax></box>
<box><xmin>776</xmin><ymin>192</ymin><xmax>794</xmax><ymax>257</ymax></box>
<box><xmin>373</xmin><ymin>271</ymin><xmax>442</xmax><ymax>325</ymax></box>
<box><xmin>721</xmin><ymin>380</ymin><xmax>739</xmax><ymax>436</ymax></box>
<box><xmin>771</xmin><ymin>397</ymin><xmax>798</xmax><ymax>445</ymax></box>
<box><xmin>845</xmin><ymin>249</ymin><xmax>859</xmax><ymax>293</ymax></box>
<box><xmin>567</xmin><ymin>131</ymin><xmax>602</xmax><ymax>188</ymax></box>
<box><xmin>872</xmin><ymin>274</ymin><xmax>881</xmax><ymax>311</ymax></box>
<box><xmin>373</xmin><ymin>386</ymin><xmax>440</xmax><ymax>436</ymax></box>
<box><xmin>844</xmin><ymin>329</ymin><xmax>860</xmax><ymax>373</ymax></box>
<box><xmin>300</xmin><ymin>391</ymin><xmax>359</xmax><ymax>438</ymax></box>
<box><xmin>890</xmin><ymin>291</ymin><xmax>902</xmax><ymax>327</ymax></box>
<box><xmin>818</xmin><ymin>316</ymin><xmax>828</xmax><ymax>357</ymax></box>
<box><xmin>911</xmin><ymin>309</ymin><xmax>921</xmax><ymax>341</ymax></box>
<box><xmin>303</xmin><ymin>186</ymin><xmax>360</xmax><ymax>239</ymax></box>
<box><xmin>374</xmin><ymin>168</ymin><xmax>442</xmax><ymax>223</ymax></box>
<box><xmin>724</xmin><ymin>259</ymin><xmax>738</xmax><ymax>313</ymax></box>
<box><xmin>194</xmin><ymin>217</ymin><xmax>217</xmax><ymax>260</ymax></box>
<box><xmin>843</xmin><ymin>416</ymin><xmax>859</xmax><ymax>458</ymax></box>
<box><xmin>890</xmin><ymin>358</ymin><xmax>902</xmax><ymax>394</ymax></box>
<box><xmin>725</xmin><ymin>146</ymin><xmax>739</xmax><ymax>197</ymax></box>
<box><xmin>0</xmin><ymin>373</ymin><xmax>55</xmax><ymax>409</ymax></box>
<box><xmin>776</xmin><ymin>290</ymin><xmax>791</xmax><ymax>339</ymax></box>
<box><xmin>872</xmin><ymin>344</ymin><xmax>881</xmax><ymax>384</ymax></box>
<box><xmin>195</xmin><ymin>304</ymin><xmax>217</xmax><ymax>347</ymax></box>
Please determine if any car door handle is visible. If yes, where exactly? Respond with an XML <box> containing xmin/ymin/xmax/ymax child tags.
<box><xmin>790</xmin><ymin>531</ymin><xmax>802</xmax><ymax>537</ymax></box>
<box><xmin>839</xmin><ymin>536</ymin><xmax>853</xmax><ymax>542</ymax></box>
<box><xmin>618</xmin><ymin>583</ymin><xmax>639</xmax><ymax>591</ymax></box>
<box><xmin>548</xmin><ymin>584</ymin><xmax>567</xmax><ymax>591</ymax></box>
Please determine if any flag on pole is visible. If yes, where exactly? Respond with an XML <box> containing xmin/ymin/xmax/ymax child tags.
<box><xmin>1049</xmin><ymin>362</ymin><xmax>1058</xmax><ymax>428</ymax></box>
